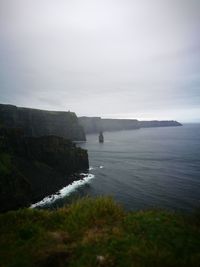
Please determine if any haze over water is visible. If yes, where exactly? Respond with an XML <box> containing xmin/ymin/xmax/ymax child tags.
<box><xmin>44</xmin><ymin>124</ymin><xmax>200</xmax><ymax>212</ymax></box>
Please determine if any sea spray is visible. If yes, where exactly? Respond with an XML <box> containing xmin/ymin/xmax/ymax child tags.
<box><xmin>30</xmin><ymin>173</ymin><xmax>95</xmax><ymax>208</ymax></box>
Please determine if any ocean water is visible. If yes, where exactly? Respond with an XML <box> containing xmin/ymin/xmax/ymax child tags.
<box><xmin>33</xmin><ymin>124</ymin><xmax>200</xmax><ymax>212</ymax></box>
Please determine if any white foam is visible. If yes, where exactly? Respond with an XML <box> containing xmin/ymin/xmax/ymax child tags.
<box><xmin>30</xmin><ymin>173</ymin><xmax>95</xmax><ymax>208</ymax></box>
<box><xmin>89</xmin><ymin>166</ymin><xmax>104</xmax><ymax>170</ymax></box>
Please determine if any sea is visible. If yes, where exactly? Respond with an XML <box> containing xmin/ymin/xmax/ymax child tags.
<box><xmin>32</xmin><ymin>124</ymin><xmax>200</xmax><ymax>212</ymax></box>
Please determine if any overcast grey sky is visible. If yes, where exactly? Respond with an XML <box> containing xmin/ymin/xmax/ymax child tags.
<box><xmin>0</xmin><ymin>0</ymin><xmax>200</xmax><ymax>122</ymax></box>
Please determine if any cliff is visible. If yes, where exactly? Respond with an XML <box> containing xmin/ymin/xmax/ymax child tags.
<box><xmin>0</xmin><ymin>128</ymin><xmax>89</xmax><ymax>212</ymax></box>
<box><xmin>101</xmin><ymin>118</ymin><xmax>140</xmax><ymax>131</ymax></box>
<box><xmin>0</xmin><ymin>104</ymin><xmax>86</xmax><ymax>141</ymax></box>
<box><xmin>0</xmin><ymin>197</ymin><xmax>199</xmax><ymax>267</ymax></box>
<box><xmin>78</xmin><ymin>117</ymin><xmax>103</xmax><ymax>133</ymax></box>
<box><xmin>79</xmin><ymin>117</ymin><xmax>181</xmax><ymax>134</ymax></box>
<box><xmin>139</xmin><ymin>120</ymin><xmax>182</xmax><ymax>127</ymax></box>
<box><xmin>79</xmin><ymin>117</ymin><xmax>140</xmax><ymax>133</ymax></box>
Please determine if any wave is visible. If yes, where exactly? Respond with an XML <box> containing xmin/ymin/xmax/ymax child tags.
<box><xmin>30</xmin><ymin>173</ymin><xmax>95</xmax><ymax>208</ymax></box>
<box><xmin>89</xmin><ymin>166</ymin><xmax>104</xmax><ymax>171</ymax></box>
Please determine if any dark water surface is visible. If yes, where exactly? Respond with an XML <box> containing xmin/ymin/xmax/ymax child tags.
<box><xmin>39</xmin><ymin>124</ymin><xmax>200</xmax><ymax>212</ymax></box>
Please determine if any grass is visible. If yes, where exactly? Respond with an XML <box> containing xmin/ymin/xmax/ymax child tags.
<box><xmin>0</xmin><ymin>197</ymin><xmax>200</xmax><ymax>267</ymax></box>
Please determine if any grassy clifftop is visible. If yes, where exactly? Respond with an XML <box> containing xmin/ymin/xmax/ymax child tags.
<box><xmin>0</xmin><ymin>197</ymin><xmax>199</xmax><ymax>267</ymax></box>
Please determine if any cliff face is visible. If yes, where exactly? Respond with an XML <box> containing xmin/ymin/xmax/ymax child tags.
<box><xmin>0</xmin><ymin>104</ymin><xmax>86</xmax><ymax>141</ymax></box>
<box><xmin>79</xmin><ymin>117</ymin><xmax>181</xmax><ymax>134</ymax></box>
<box><xmin>101</xmin><ymin>118</ymin><xmax>140</xmax><ymax>131</ymax></box>
<box><xmin>78</xmin><ymin>117</ymin><xmax>103</xmax><ymax>133</ymax></box>
<box><xmin>139</xmin><ymin>120</ymin><xmax>182</xmax><ymax>127</ymax></box>
<box><xmin>79</xmin><ymin>117</ymin><xmax>140</xmax><ymax>133</ymax></box>
<box><xmin>0</xmin><ymin>128</ymin><xmax>89</xmax><ymax>212</ymax></box>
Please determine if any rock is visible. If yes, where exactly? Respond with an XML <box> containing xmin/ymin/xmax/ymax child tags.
<box><xmin>96</xmin><ymin>255</ymin><xmax>106</xmax><ymax>264</ymax></box>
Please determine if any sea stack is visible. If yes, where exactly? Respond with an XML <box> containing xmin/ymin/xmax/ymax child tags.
<box><xmin>99</xmin><ymin>131</ymin><xmax>104</xmax><ymax>143</ymax></box>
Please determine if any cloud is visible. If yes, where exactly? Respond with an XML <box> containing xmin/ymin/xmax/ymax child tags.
<box><xmin>0</xmin><ymin>0</ymin><xmax>200</xmax><ymax>122</ymax></box>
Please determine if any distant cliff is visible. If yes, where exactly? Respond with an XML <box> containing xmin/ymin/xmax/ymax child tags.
<box><xmin>0</xmin><ymin>104</ymin><xmax>86</xmax><ymax>141</ymax></box>
<box><xmin>79</xmin><ymin>117</ymin><xmax>140</xmax><ymax>133</ymax></box>
<box><xmin>0</xmin><ymin>128</ymin><xmax>89</xmax><ymax>212</ymax></box>
<box><xmin>79</xmin><ymin>117</ymin><xmax>182</xmax><ymax>133</ymax></box>
<box><xmin>138</xmin><ymin>120</ymin><xmax>182</xmax><ymax>128</ymax></box>
<box><xmin>78</xmin><ymin>117</ymin><xmax>103</xmax><ymax>134</ymax></box>
<box><xmin>101</xmin><ymin>118</ymin><xmax>140</xmax><ymax>131</ymax></box>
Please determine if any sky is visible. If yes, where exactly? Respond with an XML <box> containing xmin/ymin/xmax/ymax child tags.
<box><xmin>0</xmin><ymin>0</ymin><xmax>200</xmax><ymax>122</ymax></box>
